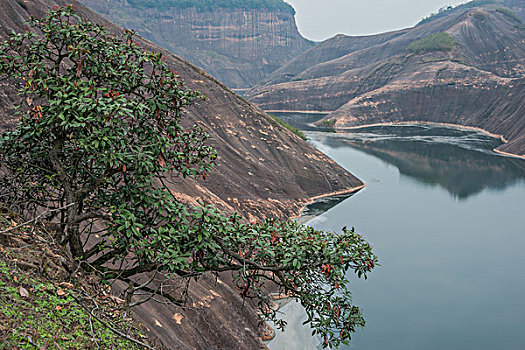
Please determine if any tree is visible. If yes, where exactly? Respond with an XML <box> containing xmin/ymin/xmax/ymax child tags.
<box><xmin>0</xmin><ymin>6</ymin><xmax>377</xmax><ymax>348</ymax></box>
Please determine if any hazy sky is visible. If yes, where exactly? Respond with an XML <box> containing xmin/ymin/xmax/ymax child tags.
<box><xmin>284</xmin><ymin>0</ymin><xmax>469</xmax><ymax>41</ymax></box>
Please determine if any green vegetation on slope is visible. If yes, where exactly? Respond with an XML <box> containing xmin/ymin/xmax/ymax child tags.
<box><xmin>472</xmin><ymin>10</ymin><xmax>488</xmax><ymax>20</ymax></box>
<box><xmin>407</xmin><ymin>32</ymin><xmax>455</xmax><ymax>54</ymax></box>
<box><xmin>269</xmin><ymin>114</ymin><xmax>307</xmax><ymax>140</ymax></box>
<box><xmin>418</xmin><ymin>0</ymin><xmax>497</xmax><ymax>25</ymax></box>
<box><xmin>318</xmin><ymin>119</ymin><xmax>336</xmax><ymax>129</ymax></box>
<box><xmin>0</xmin><ymin>214</ymin><xmax>147</xmax><ymax>349</ymax></box>
<box><xmin>495</xmin><ymin>7</ymin><xmax>523</xmax><ymax>23</ymax></box>
<box><xmin>127</xmin><ymin>0</ymin><xmax>296</xmax><ymax>14</ymax></box>
<box><xmin>0</xmin><ymin>264</ymin><xmax>141</xmax><ymax>349</ymax></box>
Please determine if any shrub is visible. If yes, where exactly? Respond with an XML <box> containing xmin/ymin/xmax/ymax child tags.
<box><xmin>0</xmin><ymin>7</ymin><xmax>377</xmax><ymax>348</ymax></box>
<box><xmin>407</xmin><ymin>32</ymin><xmax>455</xmax><ymax>54</ymax></box>
<box><xmin>495</xmin><ymin>7</ymin><xmax>523</xmax><ymax>23</ymax></box>
<box><xmin>269</xmin><ymin>114</ymin><xmax>307</xmax><ymax>140</ymax></box>
<box><xmin>472</xmin><ymin>10</ymin><xmax>487</xmax><ymax>20</ymax></box>
<box><xmin>319</xmin><ymin>119</ymin><xmax>336</xmax><ymax>129</ymax></box>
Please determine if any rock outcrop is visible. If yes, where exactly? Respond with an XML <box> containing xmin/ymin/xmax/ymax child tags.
<box><xmin>79</xmin><ymin>0</ymin><xmax>313</xmax><ymax>89</ymax></box>
<box><xmin>0</xmin><ymin>0</ymin><xmax>361</xmax><ymax>348</ymax></box>
<box><xmin>248</xmin><ymin>1</ymin><xmax>525</xmax><ymax>157</ymax></box>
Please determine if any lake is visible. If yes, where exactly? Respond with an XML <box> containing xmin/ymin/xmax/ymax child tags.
<box><xmin>268</xmin><ymin>113</ymin><xmax>525</xmax><ymax>350</ymax></box>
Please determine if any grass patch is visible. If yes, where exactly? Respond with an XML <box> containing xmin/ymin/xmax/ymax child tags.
<box><xmin>407</xmin><ymin>32</ymin><xmax>455</xmax><ymax>54</ymax></box>
<box><xmin>318</xmin><ymin>119</ymin><xmax>336</xmax><ymax>129</ymax></box>
<box><xmin>268</xmin><ymin>114</ymin><xmax>306</xmax><ymax>140</ymax></box>
<box><xmin>0</xmin><ymin>265</ymin><xmax>141</xmax><ymax>349</ymax></box>
<box><xmin>0</xmin><ymin>213</ymin><xmax>151</xmax><ymax>350</ymax></box>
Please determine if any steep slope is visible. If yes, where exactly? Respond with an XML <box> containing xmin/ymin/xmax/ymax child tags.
<box><xmin>0</xmin><ymin>0</ymin><xmax>363</xmax><ymax>348</ymax></box>
<box><xmin>248</xmin><ymin>2</ymin><xmax>525</xmax><ymax>157</ymax></box>
<box><xmin>417</xmin><ymin>0</ymin><xmax>525</xmax><ymax>24</ymax></box>
<box><xmin>0</xmin><ymin>213</ymin><xmax>156</xmax><ymax>349</ymax></box>
<box><xmin>79</xmin><ymin>0</ymin><xmax>313</xmax><ymax>89</ymax></box>
<box><xmin>256</xmin><ymin>29</ymin><xmax>410</xmax><ymax>86</ymax></box>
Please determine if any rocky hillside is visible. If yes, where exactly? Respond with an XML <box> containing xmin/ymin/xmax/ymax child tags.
<box><xmin>248</xmin><ymin>1</ymin><xmax>525</xmax><ymax>157</ymax></box>
<box><xmin>0</xmin><ymin>0</ymin><xmax>362</xmax><ymax>348</ymax></box>
<box><xmin>79</xmin><ymin>0</ymin><xmax>313</xmax><ymax>89</ymax></box>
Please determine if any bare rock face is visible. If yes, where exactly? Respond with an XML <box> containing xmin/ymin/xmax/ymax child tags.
<box><xmin>79</xmin><ymin>0</ymin><xmax>313</xmax><ymax>89</ymax></box>
<box><xmin>248</xmin><ymin>3</ymin><xmax>525</xmax><ymax>157</ymax></box>
<box><xmin>0</xmin><ymin>0</ymin><xmax>361</xmax><ymax>348</ymax></box>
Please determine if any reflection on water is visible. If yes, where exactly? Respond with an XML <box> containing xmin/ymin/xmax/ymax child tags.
<box><xmin>297</xmin><ymin>194</ymin><xmax>354</xmax><ymax>224</ymax></box>
<box><xmin>273</xmin><ymin>112</ymin><xmax>525</xmax><ymax>199</ymax></box>
<box><xmin>318</xmin><ymin>125</ymin><xmax>525</xmax><ymax>199</ymax></box>
<box><xmin>268</xmin><ymin>113</ymin><xmax>525</xmax><ymax>350</ymax></box>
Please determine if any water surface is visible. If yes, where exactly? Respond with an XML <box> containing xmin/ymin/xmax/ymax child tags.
<box><xmin>269</xmin><ymin>113</ymin><xmax>525</xmax><ymax>350</ymax></box>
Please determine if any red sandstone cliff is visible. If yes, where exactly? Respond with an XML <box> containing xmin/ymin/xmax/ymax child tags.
<box><xmin>79</xmin><ymin>0</ymin><xmax>313</xmax><ymax>89</ymax></box>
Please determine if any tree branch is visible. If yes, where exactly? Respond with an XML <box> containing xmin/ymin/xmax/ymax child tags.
<box><xmin>121</xmin><ymin>277</ymin><xmax>184</xmax><ymax>307</ymax></box>
<box><xmin>0</xmin><ymin>203</ymin><xmax>74</xmax><ymax>235</ymax></box>
<box><xmin>213</xmin><ymin>237</ymin><xmax>282</xmax><ymax>272</ymax></box>
<box><xmin>69</xmin><ymin>210</ymin><xmax>109</xmax><ymax>224</ymax></box>
<box><xmin>71</xmin><ymin>293</ymin><xmax>155</xmax><ymax>350</ymax></box>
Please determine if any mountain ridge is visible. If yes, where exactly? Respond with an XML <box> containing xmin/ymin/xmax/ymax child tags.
<box><xmin>248</xmin><ymin>2</ymin><xmax>525</xmax><ymax>158</ymax></box>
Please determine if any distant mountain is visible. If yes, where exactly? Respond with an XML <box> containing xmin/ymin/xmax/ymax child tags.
<box><xmin>79</xmin><ymin>0</ymin><xmax>313</xmax><ymax>89</ymax></box>
<box><xmin>0</xmin><ymin>0</ymin><xmax>362</xmax><ymax>348</ymax></box>
<box><xmin>418</xmin><ymin>0</ymin><xmax>525</xmax><ymax>25</ymax></box>
<box><xmin>248</xmin><ymin>0</ymin><xmax>525</xmax><ymax>157</ymax></box>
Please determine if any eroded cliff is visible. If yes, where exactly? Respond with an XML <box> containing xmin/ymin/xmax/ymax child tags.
<box><xmin>79</xmin><ymin>0</ymin><xmax>313</xmax><ymax>89</ymax></box>
<box><xmin>248</xmin><ymin>2</ymin><xmax>525</xmax><ymax>157</ymax></box>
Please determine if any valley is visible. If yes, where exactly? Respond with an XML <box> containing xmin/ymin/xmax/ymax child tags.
<box><xmin>0</xmin><ymin>0</ymin><xmax>524</xmax><ymax>349</ymax></box>
<box><xmin>248</xmin><ymin>1</ymin><xmax>525</xmax><ymax>157</ymax></box>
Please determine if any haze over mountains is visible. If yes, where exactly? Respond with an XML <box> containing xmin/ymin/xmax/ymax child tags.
<box><xmin>248</xmin><ymin>0</ymin><xmax>525</xmax><ymax>157</ymax></box>
<box><xmin>78</xmin><ymin>0</ymin><xmax>525</xmax><ymax>158</ymax></box>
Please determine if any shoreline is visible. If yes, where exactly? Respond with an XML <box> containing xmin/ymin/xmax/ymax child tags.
<box><xmin>493</xmin><ymin>148</ymin><xmax>525</xmax><ymax>160</ymax></box>
<box><xmin>290</xmin><ymin>184</ymin><xmax>366</xmax><ymax>221</ymax></box>
<box><xmin>313</xmin><ymin>118</ymin><xmax>525</xmax><ymax>160</ymax></box>
<box><xmin>334</xmin><ymin>121</ymin><xmax>508</xmax><ymax>143</ymax></box>
<box><xmin>282</xmin><ymin>116</ymin><xmax>523</xmax><ymax>224</ymax></box>
<box><xmin>335</xmin><ymin>121</ymin><xmax>525</xmax><ymax>160</ymax></box>
<box><xmin>265</xmin><ymin>109</ymin><xmax>332</xmax><ymax>115</ymax></box>
<box><xmin>262</xmin><ymin>115</ymin><xmax>524</xmax><ymax>347</ymax></box>
<box><xmin>264</xmin><ymin>109</ymin><xmax>524</xmax><ymax>159</ymax></box>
